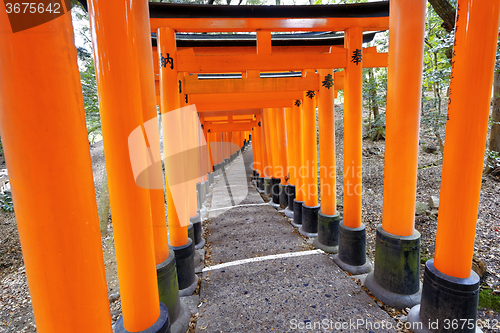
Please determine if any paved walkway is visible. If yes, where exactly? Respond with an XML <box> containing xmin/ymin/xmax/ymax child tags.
<box><xmin>196</xmin><ymin>146</ymin><xmax>397</xmax><ymax>333</ymax></box>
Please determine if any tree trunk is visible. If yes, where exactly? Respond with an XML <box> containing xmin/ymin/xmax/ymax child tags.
<box><xmin>428</xmin><ymin>0</ymin><xmax>456</xmax><ymax>62</ymax></box>
<box><xmin>428</xmin><ymin>0</ymin><xmax>456</xmax><ymax>33</ymax></box>
<box><xmin>485</xmin><ymin>69</ymin><xmax>500</xmax><ymax>174</ymax></box>
<box><xmin>368</xmin><ymin>68</ymin><xmax>379</xmax><ymax>118</ymax></box>
<box><xmin>98</xmin><ymin>167</ymin><xmax>110</xmax><ymax>235</ymax></box>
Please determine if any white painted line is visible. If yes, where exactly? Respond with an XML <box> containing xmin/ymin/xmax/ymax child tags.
<box><xmin>215</xmin><ymin>185</ymin><xmax>250</xmax><ymax>189</ymax></box>
<box><xmin>202</xmin><ymin>249</ymin><xmax>324</xmax><ymax>272</ymax></box>
<box><xmin>208</xmin><ymin>203</ymin><xmax>270</xmax><ymax>212</ymax></box>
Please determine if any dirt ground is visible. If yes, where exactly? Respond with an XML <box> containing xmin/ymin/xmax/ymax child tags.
<box><xmin>1</xmin><ymin>105</ymin><xmax>499</xmax><ymax>332</ymax></box>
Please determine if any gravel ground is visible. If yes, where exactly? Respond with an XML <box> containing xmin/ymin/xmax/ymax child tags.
<box><xmin>1</xmin><ymin>105</ymin><xmax>499</xmax><ymax>332</ymax></box>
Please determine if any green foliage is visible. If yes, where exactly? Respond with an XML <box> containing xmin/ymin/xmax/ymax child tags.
<box><xmin>362</xmin><ymin>68</ymin><xmax>387</xmax><ymax>110</ymax></box>
<box><xmin>479</xmin><ymin>288</ymin><xmax>500</xmax><ymax>311</ymax></box>
<box><xmin>362</xmin><ymin>65</ymin><xmax>387</xmax><ymax>141</ymax></box>
<box><xmin>366</xmin><ymin>113</ymin><xmax>386</xmax><ymax>141</ymax></box>
<box><xmin>0</xmin><ymin>192</ymin><xmax>13</xmax><ymax>212</ymax></box>
<box><xmin>419</xmin><ymin>3</ymin><xmax>455</xmax><ymax>153</ymax></box>
<box><xmin>486</xmin><ymin>150</ymin><xmax>500</xmax><ymax>170</ymax></box>
<box><xmin>80</xmin><ymin>58</ymin><xmax>101</xmax><ymax>144</ymax></box>
<box><xmin>72</xmin><ymin>6</ymin><xmax>102</xmax><ymax>144</ymax></box>
<box><xmin>420</xmin><ymin>97</ymin><xmax>447</xmax><ymax>153</ymax></box>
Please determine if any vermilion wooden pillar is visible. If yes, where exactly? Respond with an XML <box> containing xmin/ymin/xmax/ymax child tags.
<box><xmin>333</xmin><ymin>27</ymin><xmax>371</xmax><ymax>275</ymax></box>
<box><xmin>0</xmin><ymin>8</ymin><xmax>112</xmax><ymax>333</ymax></box>
<box><xmin>158</xmin><ymin>27</ymin><xmax>197</xmax><ymax>298</ymax></box>
<box><xmin>157</xmin><ymin>27</ymin><xmax>188</xmax><ymax>247</ymax></box>
<box><xmin>318</xmin><ymin>69</ymin><xmax>337</xmax><ymax>216</ymax></box>
<box><xmin>299</xmin><ymin>86</ymin><xmax>320</xmax><ymax>237</ymax></box>
<box><xmin>342</xmin><ymin>27</ymin><xmax>363</xmax><ymax>230</ymax></box>
<box><xmin>314</xmin><ymin>68</ymin><xmax>341</xmax><ymax>254</ymax></box>
<box><xmin>409</xmin><ymin>1</ymin><xmax>500</xmax><ymax>329</ymax></box>
<box><xmin>136</xmin><ymin>2</ymin><xmax>169</xmax><ymax>266</ymax></box>
<box><xmin>88</xmin><ymin>0</ymin><xmax>166</xmax><ymax>330</ymax></box>
<box><xmin>365</xmin><ymin>0</ymin><xmax>426</xmax><ymax>309</ymax></box>
<box><xmin>292</xmin><ymin>99</ymin><xmax>305</xmax><ymax>226</ymax></box>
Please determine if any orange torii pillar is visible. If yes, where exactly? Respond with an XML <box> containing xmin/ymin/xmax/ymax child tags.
<box><xmin>87</xmin><ymin>0</ymin><xmax>169</xmax><ymax>332</ymax></box>
<box><xmin>224</xmin><ymin>132</ymin><xmax>230</xmax><ymax>167</ymax></box>
<box><xmin>251</xmin><ymin>116</ymin><xmax>262</xmax><ymax>184</ymax></box>
<box><xmin>364</xmin><ymin>0</ymin><xmax>426</xmax><ymax>309</ymax></box>
<box><xmin>256</xmin><ymin>113</ymin><xmax>269</xmax><ymax>192</ymax></box>
<box><xmin>261</xmin><ymin>110</ymin><xmax>272</xmax><ymax>193</ymax></box>
<box><xmin>202</xmin><ymin>124</ymin><xmax>215</xmax><ymax>192</ymax></box>
<box><xmin>217</xmin><ymin>131</ymin><xmax>224</xmax><ymax>175</ymax></box>
<box><xmin>292</xmin><ymin>99</ymin><xmax>306</xmax><ymax>227</ymax></box>
<box><xmin>157</xmin><ymin>27</ymin><xmax>198</xmax><ymax>298</ymax></box>
<box><xmin>208</xmin><ymin>131</ymin><xmax>218</xmax><ymax>177</ymax></box>
<box><xmin>215</xmin><ymin>131</ymin><xmax>224</xmax><ymax>175</ymax></box>
<box><xmin>276</xmin><ymin>108</ymin><xmax>290</xmax><ymax>209</ymax></box>
<box><xmin>206</xmin><ymin>130</ymin><xmax>217</xmax><ymax>177</ymax></box>
<box><xmin>256</xmin><ymin>115</ymin><xmax>265</xmax><ymax>186</ymax></box>
<box><xmin>205</xmin><ymin>131</ymin><xmax>214</xmax><ymax>168</ymax></box>
<box><xmin>0</xmin><ymin>9</ymin><xmax>112</xmax><ymax>333</ymax></box>
<box><xmin>333</xmin><ymin>27</ymin><xmax>371</xmax><ymax>274</ymax></box>
<box><xmin>409</xmin><ymin>0</ymin><xmax>500</xmax><ymax>330</ymax></box>
<box><xmin>182</xmin><ymin>78</ymin><xmax>207</xmax><ymax>249</ymax></box>
<box><xmin>228</xmin><ymin>131</ymin><xmax>233</xmax><ymax>161</ymax></box>
<box><xmin>313</xmin><ymin>68</ymin><xmax>341</xmax><ymax>254</ymax></box>
<box><xmin>284</xmin><ymin>106</ymin><xmax>297</xmax><ymax>218</ymax></box>
<box><xmin>188</xmin><ymin>109</ymin><xmax>205</xmax><ymax>251</ymax></box>
<box><xmin>263</xmin><ymin>108</ymin><xmax>275</xmax><ymax>197</ymax></box>
<box><xmin>299</xmin><ymin>86</ymin><xmax>320</xmax><ymax>237</ymax></box>
<box><xmin>134</xmin><ymin>5</ymin><xmax>189</xmax><ymax>330</ymax></box>
<box><xmin>205</xmin><ymin>126</ymin><xmax>214</xmax><ymax>190</ymax></box>
<box><xmin>179</xmin><ymin>74</ymin><xmax>201</xmax><ymax>239</ymax></box>
<box><xmin>251</xmin><ymin>126</ymin><xmax>259</xmax><ymax>180</ymax></box>
<box><xmin>268</xmin><ymin>108</ymin><xmax>282</xmax><ymax>206</ymax></box>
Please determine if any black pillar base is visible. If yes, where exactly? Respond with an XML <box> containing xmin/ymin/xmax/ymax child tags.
<box><xmin>204</xmin><ymin>181</ymin><xmax>209</xmax><ymax>199</ymax></box>
<box><xmin>284</xmin><ymin>184</ymin><xmax>295</xmax><ymax>218</ymax></box>
<box><xmin>271</xmin><ymin>177</ymin><xmax>281</xmax><ymax>206</ymax></box>
<box><xmin>196</xmin><ymin>182</ymin><xmax>202</xmax><ymax>211</ymax></box>
<box><xmin>187</xmin><ymin>223</ymin><xmax>194</xmax><ymax>244</ymax></box>
<box><xmin>114</xmin><ymin>302</ymin><xmax>170</xmax><ymax>333</ymax></box>
<box><xmin>292</xmin><ymin>199</ymin><xmax>304</xmax><ymax>227</ymax></box>
<box><xmin>170</xmin><ymin>238</ymin><xmax>198</xmax><ymax>296</ymax></box>
<box><xmin>156</xmin><ymin>251</ymin><xmax>191</xmax><ymax>333</ymax></box>
<box><xmin>408</xmin><ymin>259</ymin><xmax>481</xmax><ymax>333</ymax></box>
<box><xmin>279</xmin><ymin>184</ymin><xmax>288</xmax><ymax>209</ymax></box>
<box><xmin>199</xmin><ymin>181</ymin><xmax>206</xmax><ymax>202</ymax></box>
<box><xmin>257</xmin><ymin>177</ymin><xmax>264</xmax><ymax>192</ymax></box>
<box><xmin>299</xmin><ymin>204</ymin><xmax>320</xmax><ymax>237</ymax></box>
<box><xmin>333</xmin><ymin>222</ymin><xmax>372</xmax><ymax>274</ymax></box>
<box><xmin>264</xmin><ymin>178</ymin><xmax>271</xmax><ymax>197</ymax></box>
<box><xmin>190</xmin><ymin>213</ymin><xmax>205</xmax><ymax>249</ymax></box>
<box><xmin>252</xmin><ymin>170</ymin><xmax>258</xmax><ymax>182</ymax></box>
<box><xmin>312</xmin><ymin>212</ymin><xmax>340</xmax><ymax>254</ymax></box>
<box><xmin>365</xmin><ymin>224</ymin><xmax>422</xmax><ymax>309</ymax></box>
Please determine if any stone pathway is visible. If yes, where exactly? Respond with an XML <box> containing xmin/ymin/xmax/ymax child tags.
<box><xmin>195</xmin><ymin>147</ymin><xmax>397</xmax><ymax>333</ymax></box>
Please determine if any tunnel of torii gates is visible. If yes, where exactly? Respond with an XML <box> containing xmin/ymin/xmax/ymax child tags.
<box><xmin>0</xmin><ymin>0</ymin><xmax>498</xmax><ymax>332</ymax></box>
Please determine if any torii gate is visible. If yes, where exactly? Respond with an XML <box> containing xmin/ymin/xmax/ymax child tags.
<box><xmin>1</xmin><ymin>1</ymin><xmax>498</xmax><ymax>333</ymax></box>
<box><xmin>151</xmin><ymin>6</ymin><xmax>391</xmax><ymax>333</ymax></box>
